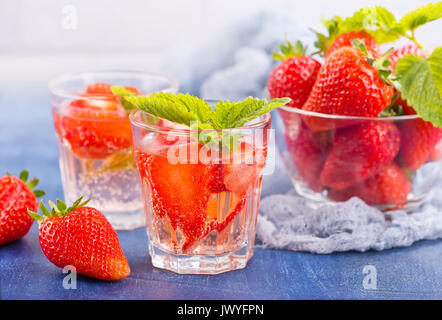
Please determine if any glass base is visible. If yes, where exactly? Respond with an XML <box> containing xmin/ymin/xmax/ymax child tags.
<box><xmin>149</xmin><ymin>242</ymin><xmax>253</xmax><ymax>275</ymax></box>
<box><xmin>292</xmin><ymin>178</ymin><xmax>427</xmax><ymax>213</ymax></box>
<box><xmin>103</xmin><ymin>209</ymin><xmax>145</xmax><ymax>230</ymax></box>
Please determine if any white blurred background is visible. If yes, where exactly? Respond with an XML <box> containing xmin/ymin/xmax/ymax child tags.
<box><xmin>0</xmin><ymin>0</ymin><xmax>440</xmax><ymax>86</ymax></box>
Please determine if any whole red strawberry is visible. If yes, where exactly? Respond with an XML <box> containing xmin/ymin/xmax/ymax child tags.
<box><xmin>0</xmin><ymin>170</ymin><xmax>45</xmax><ymax>245</ymax></box>
<box><xmin>283</xmin><ymin>114</ymin><xmax>331</xmax><ymax>192</ymax></box>
<box><xmin>387</xmin><ymin>43</ymin><xmax>426</xmax><ymax>115</ymax></box>
<box><xmin>387</xmin><ymin>43</ymin><xmax>424</xmax><ymax>73</ymax></box>
<box><xmin>267</xmin><ymin>40</ymin><xmax>321</xmax><ymax>108</ymax></box>
<box><xmin>302</xmin><ymin>45</ymin><xmax>394</xmax><ymax>131</ymax></box>
<box><xmin>328</xmin><ymin>162</ymin><xmax>411</xmax><ymax>207</ymax></box>
<box><xmin>320</xmin><ymin>121</ymin><xmax>400</xmax><ymax>190</ymax></box>
<box><xmin>429</xmin><ymin>140</ymin><xmax>442</xmax><ymax>162</ymax></box>
<box><xmin>325</xmin><ymin>31</ymin><xmax>382</xmax><ymax>59</ymax></box>
<box><xmin>397</xmin><ymin>118</ymin><xmax>442</xmax><ymax>171</ymax></box>
<box><xmin>29</xmin><ymin>198</ymin><xmax>130</xmax><ymax>281</ymax></box>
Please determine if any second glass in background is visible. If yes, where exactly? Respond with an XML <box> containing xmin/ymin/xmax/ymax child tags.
<box><xmin>49</xmin><ymin>71</ymin><xmax>178</xmax><ymax>230</ymax></box>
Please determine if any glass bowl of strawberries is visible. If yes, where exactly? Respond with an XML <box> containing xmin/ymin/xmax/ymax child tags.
<box><xmin>269</xmin><ymin>5</ymin><xmax>442</xmax><ymax>211</ymax></box>
<box><xmin>274</xmin><ymin>108</ymin><xmax>442</xmax><ymax>211</ymax></box>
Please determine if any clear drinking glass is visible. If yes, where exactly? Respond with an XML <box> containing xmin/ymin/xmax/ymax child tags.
<box><xmin>130</xmin><ymin>108</ymin><xmax>271</xmax><ymax>274</ymax></box>
<box><xmin>274</xmin><ymin>107</ymin><xmax>442</xmax><ymax>212</ymax></box>
<box><xmin>49</xmin><ymin>71</ymin><xmax>178</xmax><ymax>230</ymax></box>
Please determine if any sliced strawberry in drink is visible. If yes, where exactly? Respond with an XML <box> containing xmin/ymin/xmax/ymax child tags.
<box><xmin>213</xmin><ymin>193</ymin><xmax>248</xmax><ymax>233</ymax></box>
<box><xmin>135</xmin><ymin>148</ymin><xmax>212</xmax><ymax>244</ymax></box>
<box><xmin>181</xmin><ymin>192</ymin><xmax>248</xmax><ymax>252</ymax></box>
<box><xmin>54</xmin><ymin>104</ymin><xmax>132</xmax><ymax>159</ymax></box>
<box><xmin>211</xmin><ymin>142</ymin><xmax>266</xmax><ymax>195</ymax></box>
<box><xmin>54</xmin><ymin>82</ymin><xmax>140</xmax><ymax>159</ymax></box>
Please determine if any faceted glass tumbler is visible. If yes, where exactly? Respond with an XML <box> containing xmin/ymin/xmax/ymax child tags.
<box><xmin>49</xmin><ymin>71</ymin><xmax>178</xmax><ymax>230</ymax></box>
<box><xmin>274</xmin><ymin>106</ymin><xmax>442</xmax><ymax>212</ymax></box>
<box><xmin>130</xmin><ymin>109</ymin><xmax>271</xmax><ymax>274</ymax></box>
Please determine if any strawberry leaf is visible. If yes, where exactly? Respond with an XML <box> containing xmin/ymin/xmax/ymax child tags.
<box><xmin>39</xmin><ymin>201</ymin><xmax>51</xmax><ymax>217</ymax></box>
<box><xmin>272</xmin><ymin>39</ymin><xmax>307</xmax><ymax>61</ymax></box>
<box><xmin>19</xmin><ymin>170</ymin><xmax>29</xmax><ymax>182</ymax></box>
<box><xmin>340</xmin><ymin>6</ymin><xmax>403</xmax><ymax>44</ymax></box>
<box><xmin>26</xmin><ymin>178</ymin><xmax>39</xmax><ymax>190</ymax></box>
<box><xmin>393</xmin><ymin>48</ymin><xmax>442</xmax><ymax>127</ymax></box>
<box><xmin>28</xmin><ymin>209</ymin><xmax>44</xmax><ymax>221</ymax></box>
<box><xmin>400</xmin><ymin>2</ymin><xmax>442</xmax><ymax>32</ymax></box>
<box><xmin>33</xmin><ymin>190</ymin><xmax>45</xmax><ymax>198</ymax></box>
<box><xmin>57</xmin><ymin>199</ymin><xmax>67</xmax><ymax>211</ymax></box>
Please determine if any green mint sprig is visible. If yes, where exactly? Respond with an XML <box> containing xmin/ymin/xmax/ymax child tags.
<box><xmin>111</xmin><ymin>88</ymin><xmax>291</xmax><ymax>149</ymax></box>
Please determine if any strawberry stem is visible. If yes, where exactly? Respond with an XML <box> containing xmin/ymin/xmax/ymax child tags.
<box><xmin>272</xmin><ymin>37</ymin><xmax>307</xmax><ymax>61</ymax></box>
<box><xmin>405</xmin><ymin>30</ymin><xmax>424</xmax><ymax>50</ymax></box>
<box><xmin>28</xmin><ymin>197</ymin><xmax>90</xmax><ymax>221</ymax></box>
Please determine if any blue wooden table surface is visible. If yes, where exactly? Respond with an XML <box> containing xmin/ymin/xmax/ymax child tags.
<box><xmin>1</xmin><ymin>83</ymin><xmax>441</xmax><ymax>300</ymax></box>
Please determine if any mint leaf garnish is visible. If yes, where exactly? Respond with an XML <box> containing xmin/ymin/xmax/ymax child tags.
<box><xmin>212</xmin><ymin>97</ymin><xmax>290</xmax><ymax>129</ymax></box>
<box><xmin>122</xmin><ymin>92</ymin><xmax>213</xmax><ymax>130</ymax></box>
<box><xmin>393</xmin><ymin>48</ymin><xmax>442</xmax><ymax>127</ymax></box>
<box><xmin>118</xmin><ymin>91</ymin><xmax>290</xmax><ymax>130</ymax></box>
<box><xmin>117</xmin><ymin>91</ymin><xmax>291</xmax><ymax>150</ymax></box>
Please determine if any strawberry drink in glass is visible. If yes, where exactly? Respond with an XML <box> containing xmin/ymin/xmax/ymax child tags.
<box><xmin>127</xmin><ymin>93</ymin><xmax>289</xmax><ymax>274</ymax></box>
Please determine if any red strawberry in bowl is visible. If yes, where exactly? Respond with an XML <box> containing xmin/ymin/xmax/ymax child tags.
<box><xmin>325</xmin><ymin>31</ymin><xmax>382</xmax><ymax>59</ymax></box>
<box><xmin>302</xmin><ymin>46</ymin><xmax>394</xmax><ymax>131</ymax></box>
<box><xmin>29</xmin><ymin>197</ymin><xmax>130</xmax><ymax>281</ymax></box>
<box><xmin>328</xmin><ymin>162</ymin><xmax>411</xmax><ymax>207</ymax></box>
<box><xmin>0</xmin><ymin>170</ymin><xmax>45</xmax><ymax>245</ymax></box>
<box><xmin>284</xmin><ymin>117</ymin><xmax>332</xmax><ymax>192</ymax></box>
<box><xmin>397</xmin><ymin>118</ymin><xmax>442</xmax><ymax>171</ymax></box>
<box><xmin>267</xmin><ymin>39</ymin><xmax>321</xmax><ymax>109</ymax></box>
<box><xmin>388</xmin><ymin>43</ymin><xmax>424</xmax><ymax>73</ymax></box>
<box><xmin>320</xmin><ymin>121</ymin><xmax>400</xmax><ymax>190</ymax></box>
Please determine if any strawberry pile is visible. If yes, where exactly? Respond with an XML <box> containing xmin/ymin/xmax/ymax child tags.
<box><xmin>268</xmin><ymin>4</ymin><xmax>442</xmax><ymax>208</ymax></box>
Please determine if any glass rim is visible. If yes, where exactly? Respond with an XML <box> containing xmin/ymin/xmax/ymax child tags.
<box><xmin>48</xmin><ymin>70</ymin><xmax>179</xmax><ymax>100</ymax></box>
<box><xmin>129</xmin><ymin>107</ymin><xmax>272</xmax><ymax>134</ymax></box>
<box><xmin>280</xmin><ymin>105</ymin><xmax>420</xmax><ymax>121</ymax></box>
